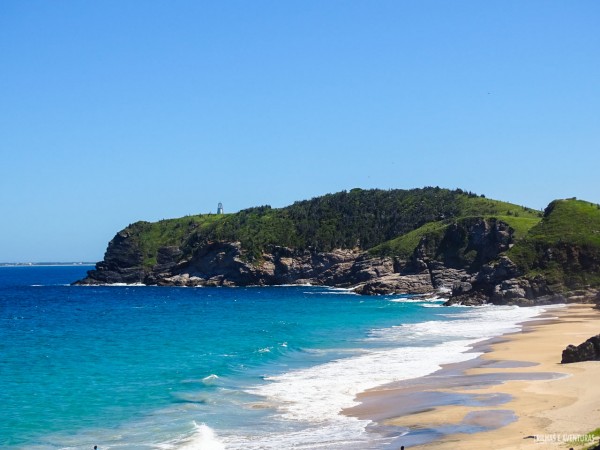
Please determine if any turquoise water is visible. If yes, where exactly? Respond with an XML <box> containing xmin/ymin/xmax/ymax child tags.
<box><xmin>0</xmin><ymin>266</ymin><xmax>546</xmax><ymax>449</ymax></box>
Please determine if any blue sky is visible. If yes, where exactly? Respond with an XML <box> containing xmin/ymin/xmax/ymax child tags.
<box><xmin>1</xmin><ymin>1</ymin><xmax>599</xmax><ymax>262</ymax></box>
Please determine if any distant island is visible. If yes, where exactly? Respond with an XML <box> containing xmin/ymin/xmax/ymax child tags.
<box><xmin>75</xmin><ymin>187</ymin><xmax>600</xmax><ymax>307</ymax></box>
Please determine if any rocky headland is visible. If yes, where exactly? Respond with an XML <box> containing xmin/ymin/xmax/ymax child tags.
<box><xmin>75</xmin><ymin>188</ymin><xmax>600</xmax><ymax>307</ymax></box>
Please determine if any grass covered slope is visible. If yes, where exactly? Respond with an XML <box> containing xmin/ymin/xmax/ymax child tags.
<box><xmin>370</xmin><ymin>221</ymin><xmax>449</xmax><ymax>259</ymax></box>
<box><xmin>120</xmin><ymin>187</ymin><xmax>540</xmax><ymax>267</ymax></box>
<box><xmin>123</xmin><ymin>215</ymin><xmax>227</xmax><ymax>267</ymax></box>
<box><xmin>371</xmin><ymin>215</ymin><xmax>541</xmax><ymax>259</ymax></box>
<box><xmin>509</xmin><ymin>199</ymin><xmax>600</xmax><ymax>289</ymax></box>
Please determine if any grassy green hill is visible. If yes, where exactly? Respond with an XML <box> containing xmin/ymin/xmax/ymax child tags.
<box><xmin>119</xmin><ymin>187</ymin><xmax>541</xmax><ymax>267</ymax></box>
<box><xmin>509</xmin><ymin>199</ymin><xmax>600</xmax><ymax>288</ymax></box>
<box><xmin>370</xmin><ymin>215</ymin><xmax>541</xmax><ymax>259</ymax></box>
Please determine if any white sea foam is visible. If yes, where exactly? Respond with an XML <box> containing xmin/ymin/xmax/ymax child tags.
<box><xmin>303</xmin><ymin>291</ymin><xmax>358</xmax><ymax>295</ymax></box>
<box><xmin>231</xmin><ymin>304</ymin><xmax>554</xmax><ymax>448</ymax></box>
<box><xmin>250</xmin><ymin>339</ymin><xmax>478</xmax><ymax>423</ymax></box>
<box><xmin>388</xmin><ymin>296</ymin><xmax>445</xmax><ymax>303</ymax></box>
<box><xmin>222</xmin><ymin>418</ymin><xmax>389</xmax><ymax>449</ymax></box>
<box><xmin>324</xmin><ymin>286</ymin><xmax>356</xmax><ymax>291</ymax></box>
<box><xmin>423</xmin><ymin>295</ymin><xmax>449</xmax><ymax>302</ymax></box>
<box><xmin>304</xmin><ymin>290</ymin><xmax>359</xmax><ymax>295</ymax></box>
<box><xmin>202</xmin><ymin>374</ymin><xmax>220</xmax><ymax>385</ymax></box>
<box><xmin>367</xmin><ymin>304</ymin><xmax>552</xmax><ymax>343</ymax></box>
<box><xmin>156</xmin><ymin>421</ymin><xmax>225</xmax><ymax>450</ymax></box>
<box><xmin>177</xmin><ymin>422</ymin><xmax>225</xmax><ymax>450</ymax></box>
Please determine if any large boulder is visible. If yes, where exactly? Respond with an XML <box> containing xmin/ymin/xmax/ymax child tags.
<box><xmin>317</xmin><ymin>254</ymin><xmax>396</xmax><ymax>286</ymax></box>
<box><xmin>353</xmin><ymin>273</ymin><xmax>434</xmax><ymax>296</ymax></box>
<box><xmin>427</xmin><ymin>260</ymin><xmax>469</xmax><ymax>290</ymax></box>
<box><xmin>444</xmin><ymin>290</ymin><xmax>490</xmax><ymax>306</ymax></box>
<box><xmin>562</xmin><ymin>335</ymin><xmax>600</xmax><ymax>363</ymax></box>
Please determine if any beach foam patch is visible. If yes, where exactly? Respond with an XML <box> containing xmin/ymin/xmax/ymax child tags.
<box><xmin>249</xmin><ymin>339</ymin><xmax>479</xmax><ymax>424</ymax></box>
<box><xmin>234</xmin><ymin>304</ymin><xmax>555</xmax><ymax>448</ymax></box>
<box><xmin>155</xmin><ymin>421</ymin><xmax>225</xmax><ymax>450</ymax></box>
<box><xmin>367</xmin><ymin>304</ymin><xmax>551</xmax><ymax>343</ymax></box>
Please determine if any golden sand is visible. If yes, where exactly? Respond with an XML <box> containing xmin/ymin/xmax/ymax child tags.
<box><xmin>360</xmin><ymin>304</ymin><xmax>600</xmax><ymax>449</ymax></box>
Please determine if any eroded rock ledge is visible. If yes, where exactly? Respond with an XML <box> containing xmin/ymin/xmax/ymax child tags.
<box><xmin>76</xmin><ymin>239</ymin><xmax>465</xmax><ymax>296</ymax></box>
<box><xmin>75</xmin><ymin>220</ymin><xmax>599</xmax><ymax>307</ymax></box>
<box><xmin>443</xmin><ymin>255</ymin><xmax>600</xmax><ymax>307</ymax></box>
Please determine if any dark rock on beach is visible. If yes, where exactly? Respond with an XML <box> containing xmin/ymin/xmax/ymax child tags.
<box><xmin>561</xmin><ymin>335</ymin><xmax>600</xmax><ymax>363</ymax></box>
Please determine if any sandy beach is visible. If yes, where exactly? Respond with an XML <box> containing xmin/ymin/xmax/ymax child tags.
<box><xmin>348</xmin><ymin>303</ymin><xmax>600</xmax><ymax>449</ymax></box>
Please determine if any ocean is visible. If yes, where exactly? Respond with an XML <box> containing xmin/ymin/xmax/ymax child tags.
<box><xmin>0</xmin><ymin>266</ymin><xmax>549</xmax><ymax>449</ymax></box>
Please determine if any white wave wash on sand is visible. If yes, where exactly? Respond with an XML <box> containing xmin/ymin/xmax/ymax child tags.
<box><xmin>224</xmin><ymin>305</ymin><xmax>552</xmax><ymax>449</ymax></box>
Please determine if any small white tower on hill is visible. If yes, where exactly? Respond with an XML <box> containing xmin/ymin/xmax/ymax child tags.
<box><xmin>217</xmin><ymin>202</ymin><xmax>224</xmax><ymax>214</ymax></box>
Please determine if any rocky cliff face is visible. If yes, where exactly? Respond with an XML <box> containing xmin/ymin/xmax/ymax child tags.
<box><xmin>77</xmin><ymin>236</ymin><xmax>463</xmax><ymax>295</ymax></box>
<box><xmin>149</xmin><ymin>243</ymin><xmax>362</xmax><ymax>288</ymax></box>
<box><xmin>82</xmin><ymin>230</ymin><xmax>146</xmax><ymax>284</ymax></box>
<box><xmin>412</xmin><ymin>217</ymin><xmax>514</xmax><ymax>271</ymax></box>
<box><xmin>76</xmin><ymin>215</ymin><xmax>599</xmax><ymax>305</ymax></box>
<box><xmin>76</xmin><ymin>218</ymin><xmax>508</xmax><ymax>298</ymax></box>
<box><xmin>444</xmin><ymin>257</ymin><xmax>563</xmax><ymax>306</ymax></box>
<box><xmin>444</xmin><ymin>253</ymin><xmax>600</xmax><ymax>307</ymax></box>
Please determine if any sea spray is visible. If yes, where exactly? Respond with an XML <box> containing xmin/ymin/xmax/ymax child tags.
<box><xmin>175</xmin><ymin>422</ymin><xmax>225</xmax><ymax>450</ymax></box>
<box><xmin>201</xmin><ymin>374</ymin><xmax>220</xmax><ymax>385</ymax></box>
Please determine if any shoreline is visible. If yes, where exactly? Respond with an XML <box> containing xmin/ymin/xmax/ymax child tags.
<box><xmin>347</xmin><ymin>303</ymin><xmax>600</xmax><ymax>449</ymax></box>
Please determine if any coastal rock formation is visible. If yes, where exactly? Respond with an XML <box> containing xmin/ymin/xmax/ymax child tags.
<box><xmin>75</xmin><ymin>190</ymin><xmax>600</xmax><ymax>304</ymax></box>
<box><xmin>409</xmin><ymin>218</ymin><xmax>514</xmax><ymax>273</ymax></box>
<box><xmin>561</xmin><ymin>335</ymin><xmax>600</xmax><ymax>363</ymax></box>
<box><xmin>76</xmin><ymin>231</ymin><xmax>477</xmax><ymax>296</ymax></box>
<box><xmin>77</xmin><ymin>232</ymin><xmax>456</xmax><ymax>295</ymax></box>
<box><xmin>82</xmin><ymin>230</ymin><xmax>146</xmax><ymax>284</ymax></box>
<box><xmin>443</xmin><ymin>255</ymin><xmax>570</xmax><ymax>306</ymax></box>
<box><xmin>353</xmin><ymin>273</ymin><xmax>433</xmax><ymax>295</ymax></box>
<box><xmin>149</xmin><ymin>243</ymin><xmax>361</xmax><ymax>287</ymax></box>
<box><xmin>77</xmin><ymin>224</ymin><xmax>600</xmax><ymax>304</ymax></box>
<box><xmin>79</xmin><ymin>237</ymin><xmax>403</xmax><ymax>290</ymax></box>
<box><xmin>427</xmin><ymin>261</ymin><xmax>469</xmax><ymax>289</ymax></box>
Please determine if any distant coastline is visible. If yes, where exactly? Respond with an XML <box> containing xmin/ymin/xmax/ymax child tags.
<box><xmin>0</xmin><ymin>262</ymin><xmax>96</xmax><ymax>267</ymax></box>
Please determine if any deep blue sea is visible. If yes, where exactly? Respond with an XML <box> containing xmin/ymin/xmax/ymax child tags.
<box><xmin>0</xmin><ymin>266</ymin><xmax>547</xmax><ymax>449</ymax></box>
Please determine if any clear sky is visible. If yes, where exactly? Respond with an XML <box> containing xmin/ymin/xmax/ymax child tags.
<box><xmin>1</xmin><ymin>1</ymin><xmax>599</xmax><ymax>262</ymax></box>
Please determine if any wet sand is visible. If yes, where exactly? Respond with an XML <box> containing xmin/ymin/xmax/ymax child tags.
<box><xmin>346</xmin><ymin>303</ymin><xmax>600</xmax><ymax>449</ymax></box>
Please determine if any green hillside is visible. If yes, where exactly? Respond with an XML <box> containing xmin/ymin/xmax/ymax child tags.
<box><xmin>124</xmin><ymin>214</ymin><xmax>226</xmax><ymax>267</ymax></box>
<box><xmin>370</xmin><ymin>215</ymin><xmax>541</xmax><ymax>259</ymax></box>
<box><xmin>120</xmin><ymin>187</ymin><xmax>541</xmax><ymax>267</ymax></box>
<box><xmin>369</xmin><ymin>220</ymin><xmax>449</xmax><ymax>259</ymax></box>
<box><xmin>509</xmin><ymin>199</ymin><xmax>600</xmax><ymax>288</ymax></box>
